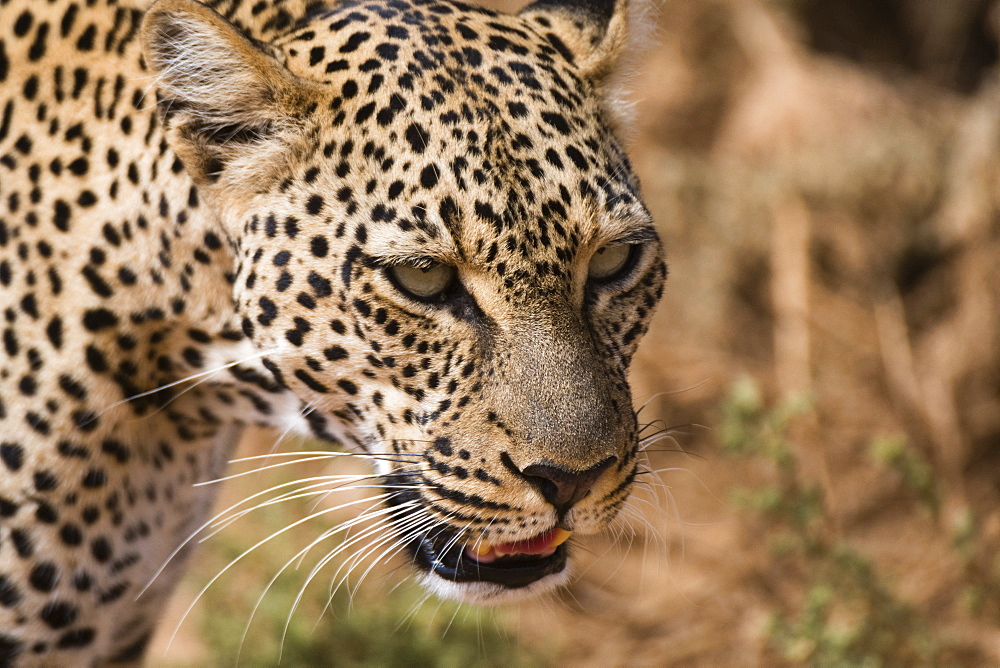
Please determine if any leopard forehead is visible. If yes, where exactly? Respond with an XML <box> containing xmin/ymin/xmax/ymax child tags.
<box><xmin>220</xmin><ymin>0</ymin><xmax>651</xmax><ymax>273</ymax></box>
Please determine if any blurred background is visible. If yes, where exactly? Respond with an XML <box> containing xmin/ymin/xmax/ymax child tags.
<box><xmin>154</xmin><ymin>0</ymin><xmax>1000</xmax><ymax>664</ymax></box>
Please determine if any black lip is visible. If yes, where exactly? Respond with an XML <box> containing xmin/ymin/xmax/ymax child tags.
<box><xmin>385</xmin><ymin>480</ymin><xmax>568</xmax><ymax>588</ymax></box>
<box><xmin>414</xmin><ymin>535</ymin><xmax>568</xmax><ymax>589</ymax></box>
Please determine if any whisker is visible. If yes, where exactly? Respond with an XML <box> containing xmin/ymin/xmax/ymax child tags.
<box><xmin>165</xmin><ymin>491</ymin><xmax>399</xmax><ymax>651</ymax></box>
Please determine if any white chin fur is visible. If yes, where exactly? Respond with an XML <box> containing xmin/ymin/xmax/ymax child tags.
<box><xmin>417</xmin><ymin>561</ymin><xmax>573</xmax><ymax>606</ymax></box>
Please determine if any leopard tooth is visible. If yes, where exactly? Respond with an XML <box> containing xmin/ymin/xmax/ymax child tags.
<box><xmin>551</xmin><ymin>529</ymin><xmax>573</xmax><ymax>547</ymax></box>
<box><xmin>469</xmin><ymin>541</ymin><xmax>493</xmax><ymax>557</ymax></box>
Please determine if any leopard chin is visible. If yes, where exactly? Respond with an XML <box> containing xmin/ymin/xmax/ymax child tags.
<box><xmin>420</xmin><ymin>566</ymin><xmax>574</xmax><ymax>606</ymax></box>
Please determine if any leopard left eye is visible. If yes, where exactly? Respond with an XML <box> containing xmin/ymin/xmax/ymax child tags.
<box><xmin>587</xmin><ymin>243</ymin><xmax>637</xmax><ymax>282</ymax></box>
<box><xmin>387</xmin><ymin>261</ymin><xmax>457</xmax><ymax>301</ymax></box>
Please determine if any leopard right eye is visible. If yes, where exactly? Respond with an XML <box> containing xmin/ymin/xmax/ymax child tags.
<box><xmin>387</xmin><ymin>261</ymin><xmax>457</xmax><ymax>301</ymax></box>
<box><xmin>587</xmin><ymin>243</ymin><xmax>636</xmax><ymax>283</ymax></box>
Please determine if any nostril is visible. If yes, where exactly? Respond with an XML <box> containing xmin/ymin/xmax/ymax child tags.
<box><xmin>522</xmin><ymin>456</ymin><xmax>616</xmax><ymax>514</ymax></box>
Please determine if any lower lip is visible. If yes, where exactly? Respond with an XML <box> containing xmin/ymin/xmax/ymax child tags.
<box><xmin>419</xmin><ymin>540</ymin><xmax>570</xmax><ymax>589</ymax></box>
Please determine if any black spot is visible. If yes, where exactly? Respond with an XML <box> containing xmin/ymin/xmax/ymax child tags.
<box><xmin>46</xmin><ymin>316</ymin><xmax>64</xmax><ymax>349</ymax></box>
<box><xmin>310</xmin><ymin>236</ymin><xmax>328</xmax><ymax>257</ymax></box>
<box><xmin>18</xmin><ymin>376</ymin><xmax>36</xmax><ymax>396</ymax></box>
<box><xmin>28</xmin><ymin>21</ymin><xmax>50</xmax><ymax>61</ymax></box>
<box><xmin>355</xmin><ymin>102</ymin><xmax>376</xmax><ymax>123</ymax></box>
<box><xmin>306</xmin><ymin>195</ymin><xmax>324</xmax><ymax>215</ymax></box>
<box><xmin>435</xmin><ymin>437</ymin><xmax>453</xmax><ymax>456</ymax></box>
<box><xmin>56</xmin><ymin>628</ymin><xmax>95</xmax><ymax>649</ymax></box>
<box><xmin>13</xmin><ymin>11</ymin><xmax>32</xmax><ymax>37</ymax></box>
<box><xmin>82</xmin><ymin>266</ymin><xmax>113</xmax><ymax>297</ymax></box>
<box><xmin>308</xmin><ymin>272</ymin><xmax>332</xmax><ymax>298</ymax></box>
<box><xmin>542</xmin><ymin>112</ymin><xmax>570</xmax><ymax>135</ymax></box>
<box><xmin>35</xmin><ymin>502</ymin><xmax>58</xmax><ymax>524</ymax></box>
<box><xmin>82</xmin><ymin>308</ymin><xmax>118</xmax><ymax>331</ymax></box>
<box><xmin>375</xmin><ymin>43</ymin><xmax>399</xmax><ymax>60</ymax></box>
<box><xmin>34</xmin><ymin>470</ymin><xmax>58</xmax><ymax>491</ymax></box>
<box><xmin>0</xmin><ymin>497</ymin><xmax>17</xmax><ymax>517</ymax></box>
<box><xmin>257</xmin><ymin>297</ymin><xmax>278</xmax><ymax>326</ymax></box>
<box><xmin>0</xmin><ymin>634</ymin><xmax>23</xmax><ymax>664</ymax></box>
<box><xmin>12</xmin><ymin>528</ymin><xmax>34</xmax><ymax>556</ymax></box>
<box><xmin>309</xmin><ymin>45</ymin><xmax>326</xmax><ymax>66</ymax></box>
<box><xmin>82</xmin><ymin>469</ymin><xmax>106</xmax><ymax>489</ymax></box>
<box><xmin>68</xmin><ymin>157</ymin><xmax>88</xmax><ymax>175</ymax></box>
<box><xmin>323</xmin><ymin>345</ymin><xmax>348</xmax><ymax>361</ymax></box>
<box><xmin>85</xmin><ymin>345</ymin><xmax>109</xmax><ymax>373</ymax></box>
<box><xmin>29</xmin><ymin>562</ymin><xmax>59</xmax><ymax>592</ymax></box>
<box><xmin>420</xmin><ymin>164</ymin><xmax>439</xmax><ymax>189</ymax></box>
<box><xmin>53</xmin><ymin>199</ymin><xmax>71</xmax><ymax>231</ymax></box>
<box><xmin>405</xmin><ymin>122</ymin><xmax>429</xmax><ymax>153</ymax></box>
<box><xmin>0</xmin><ymin>442</ymin><xmax>24</xmax><ymax>471</ymax></box>
<box><xmin>26</xmin><ymin>412</ymin><xmax>51</xmax><ymax>436</ymax></box>
<box><xmin>60</xmin><ymin>524</ymin><xmax>83</xmax><ymax>546</ymax></box>
<box><xmin>340</xmin><ymin>30</ymin><xmax>371</xmax><ymax>53</ymax></box>
<box><xmin>91</xmin><ymin>537</ymin><xmax>112</xmax><ymax>563</ymax></box>
<box><xmin>40</xmin><ymin>601</ymin><xmax>77</xmax><ymax>630</ymax></box>
<box><xmin>294</xmin><ymin>369</ymin><xmax>329</xmax><ymax>393</ymax></box>
<box><xmin>76</xmin><ymin>24</ymin><xmax>96</xmax><ymax>51</ymax></box>
<box><xmin>0</xmin><ymin>575</ymin><xmax>22</xmax><ymax>607</ymax></box>
<box><xmin>566</xmin><ymin>145</ymin><xmax>588</xmax><ymax>170</ymax></box>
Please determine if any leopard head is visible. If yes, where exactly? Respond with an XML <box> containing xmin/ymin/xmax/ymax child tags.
<box><xmin>142</xmin><ymin>0</ymin><xmax>665</xmax><ymax>603</ymax></box>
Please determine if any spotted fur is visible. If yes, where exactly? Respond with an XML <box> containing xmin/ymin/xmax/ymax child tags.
<box><xmin>0</xmin><ymin>0</ymin><xmax>665</xmax><ymax>663</ymax></box>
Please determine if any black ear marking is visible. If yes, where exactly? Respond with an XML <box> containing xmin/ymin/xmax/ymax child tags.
<box><xmin>518</xmin><ymin>0</ymin><xmax>633</xmax><ymax>80</ymax></box>
<box><xmin>523</xmin><ymin>0</ymin><xmax>618</xmax><ymax>29</ymax></box>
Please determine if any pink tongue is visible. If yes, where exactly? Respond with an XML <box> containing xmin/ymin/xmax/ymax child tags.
<box><xmin>493</xmin><ymin>530</ymin><xmax>557</xmax><ymax>555</ymax></box>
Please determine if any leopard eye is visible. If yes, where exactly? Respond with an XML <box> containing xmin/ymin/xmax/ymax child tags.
<box><xmin>388</xmin><ymin>261</ymin><xmax>457</xmax><ymax>300</ymax></box>
<box><xmin>587</xmin><ymin>243</ymin><xmax>634</xmax><ymax>282</ymax></box>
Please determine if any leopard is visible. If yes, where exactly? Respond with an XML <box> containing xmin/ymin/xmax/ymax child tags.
<box><xmin>0</xmin><ymin>0</ymin><xmax>666</xmax><ymax>663</ymax></box>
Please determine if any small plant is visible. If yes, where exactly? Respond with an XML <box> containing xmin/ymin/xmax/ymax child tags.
<box><xmin>869</xmin><ymin>435</ymin><xmax>939</xmax><ymax>516</ymax></box>
<box><xmin>719</xmin><ymin>380</ymin><xmax>943</xmax><ymax>665</ymax></box>
<box><xmin>952</xmin><ymin>510</ymin><xmax>1000</xmax><ymax>623</ymax></box>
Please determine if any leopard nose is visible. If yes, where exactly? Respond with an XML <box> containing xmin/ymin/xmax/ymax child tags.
<box><xmin>522</xmin><ymin>456</ymin><xmax>617</xmax><ymax>516</ymax></box>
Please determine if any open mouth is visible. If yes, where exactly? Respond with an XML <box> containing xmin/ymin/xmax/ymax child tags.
<box><xmin>411</xmin><ymin>527</ymin><xmax>573</xmax><ymax>589</ymax></box>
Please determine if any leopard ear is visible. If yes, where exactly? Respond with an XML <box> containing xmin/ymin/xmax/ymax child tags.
<box><xmin>519</xmin><ymin>0</ymin><xmax>649</xmax><ymax>129</ymax></box>
<box><xmin>141</xmin><ymin>0</ymin><xmax>317</xmax><ymax>186</ymax></box>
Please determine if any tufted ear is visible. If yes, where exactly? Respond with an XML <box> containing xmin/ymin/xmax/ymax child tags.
<box><xmin>519</xmin><ymin>0</ymin><xmax>648</xmax><ymax>130</ymax></box>
<box><xmin>141</xmin><ymin>0</ymin><xmax>318</xmax><ymax>187</ymax></box>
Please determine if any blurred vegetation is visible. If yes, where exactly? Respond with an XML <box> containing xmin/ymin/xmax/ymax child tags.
<box><xmin>720</xmin><ymin>381</ymin><xmax>946</xmax><ymax>665</ymax></box>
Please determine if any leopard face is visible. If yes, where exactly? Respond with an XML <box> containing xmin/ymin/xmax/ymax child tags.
<box><xmin>142</xmin><ymin>0</ymin><xmax>665</xmax><ymax>603</ymax></box>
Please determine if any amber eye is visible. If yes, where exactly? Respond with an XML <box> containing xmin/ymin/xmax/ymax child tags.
<box><xmin>388</xmin><ymin>261</ymin><xmax>457</xmax><ymax>300</ymax></box>
<box><xmin>587</xmin><ymin>243</ymin><xmax>634</xmax><ymax>282</ymax></box>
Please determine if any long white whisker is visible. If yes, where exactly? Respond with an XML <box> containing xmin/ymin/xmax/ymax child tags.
<box><xmin>165</xmin><ymin>493</ymin><xmax>397</xmax><ymax>651</ymax></box>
